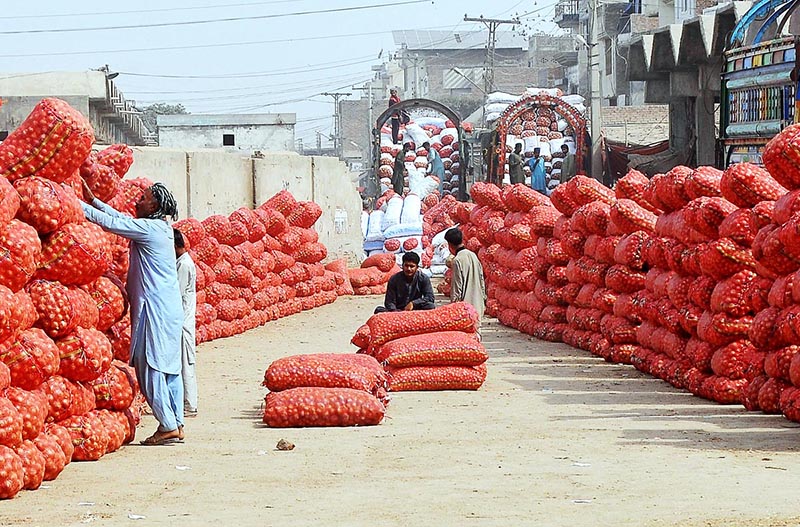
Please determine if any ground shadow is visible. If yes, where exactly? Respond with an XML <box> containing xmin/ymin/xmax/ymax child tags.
<box><xmin>482</xmin><ymin>318</ymin><xmax>800</xmax><ymax>452</ymax></box>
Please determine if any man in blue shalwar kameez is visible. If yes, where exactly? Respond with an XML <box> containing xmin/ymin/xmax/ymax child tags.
<box><xmin>80</xmin><ymin>180</ymin><xmax>185</xmax><ymax>446</ymax></box>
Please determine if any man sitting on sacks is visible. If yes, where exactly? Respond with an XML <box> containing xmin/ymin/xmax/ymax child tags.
<box><xmin>374</xmin><ymin>252</ymin><xmax>435</xmax><ymax>314</ymax></box>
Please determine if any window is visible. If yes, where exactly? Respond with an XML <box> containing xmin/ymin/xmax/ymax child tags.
<box><xmin>605</xmin><ymin>39</ymin><xmax>613</xmax><ymax>75</ymax></box>
<box><xmin>223</xmin><ymin>134</ymin><xmax>235</xmax><ymax>146</ymax></box>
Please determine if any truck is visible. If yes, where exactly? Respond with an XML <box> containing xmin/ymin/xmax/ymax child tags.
<box><xmin>720</xmin><ymin>0</ymin><xmax>800</xmax><ymax>166</ymax></box>
<box><xmin>371</xmin><ymin>98</ymin><xmax>471</xmax><ymax>201</ymax></box>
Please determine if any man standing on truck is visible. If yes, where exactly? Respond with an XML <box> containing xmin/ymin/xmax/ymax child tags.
<box><xmin>423</xmin><ymin>141</ymin><xmax>445</xmax><ymax>194</ymax></box>
<box><xmin>527</xmin><ymin>147</ymin><xmax>548</xmax><ymax>195</ymax></box>
<box><xmin>560</xmin><ymin>144</ymin><xmax>577</xmax><ymax>183</ymax></box>
<box><xmin>392</xmin><ymin>144</ymin><xmax>410</xmax><ymax>195</ymax></box>
<box><xmin>508</xmin><ymin>143</ymin><xmax>524</xmax><ymax>185</ymax></box>
<box><xmin>389</xmin><ymin>88</ymin><xmax>402</xmax><ymax>144</ymax></box>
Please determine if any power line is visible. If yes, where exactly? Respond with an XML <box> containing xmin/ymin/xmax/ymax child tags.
<box><xmin>134</xmin><ymin>73</ymin><xmax>376</xmax><ymax>103</ymax></box>
<box><xmin>216</xmin><ymin>78</ymin><xmax>369</xmax><ymax>113</ymax></box>
<box><xmin>119</xmin><ymin>55</ymin><xmax>378</xmax><ymax>79</ymax></box>
<box><xmin>136</xmin><ymin>72</ymin><xmax>374</xmax><ymax>104</ymax></box>
<box><xmin>0</xmin><ymin>0</ymin><xmax>428</xmax><ymax>35</ymax></box>
<box><xmin>0</xmin><ymin>24</ymin><xmax>461</xmax><ymax>59</ymax></box>
<box><xmin>0</xmin><ymin>0</ymin><xmax>306</xmax><ymax>20</ymax></box>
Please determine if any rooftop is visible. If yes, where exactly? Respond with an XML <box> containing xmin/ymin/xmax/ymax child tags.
<box><xmin>157</xmin><ymin>113</ymin><xmax>297</xmax><ymax>127</ymax></box>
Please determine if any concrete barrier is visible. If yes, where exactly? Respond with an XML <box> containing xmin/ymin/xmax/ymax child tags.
<box><xmin>124</xmin><ymin>147</ymin><xmax>363</xmax><ymax>263</ymax></box>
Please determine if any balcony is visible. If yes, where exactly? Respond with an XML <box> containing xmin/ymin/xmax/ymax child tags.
<box><xmin>554</xmin><ymin>0</ymin><xmax>581</xmax><ymax>28</ymax></box>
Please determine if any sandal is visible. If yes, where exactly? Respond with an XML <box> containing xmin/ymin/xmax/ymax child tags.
<box><xmin>140</xmin><ymin>430</ymin><xmax>183</xmax><ymax>446</ymax></box>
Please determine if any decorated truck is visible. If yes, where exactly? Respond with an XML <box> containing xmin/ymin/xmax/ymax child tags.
<box><xmin>720</xmin><ymin>0</ymin><xmax>800</xmax><ymax>166</ymax></box>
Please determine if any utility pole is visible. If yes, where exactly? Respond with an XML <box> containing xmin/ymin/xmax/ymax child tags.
<box><xmin>353</xmin><ymin>81</ymin><xmax>381</xmax><ymax>167</ymax></box>
<box><xmin>588</xmin><ymin>0</ymin><xmax>603</xmax><ymax>182</ymax></box>
<box><xmin>464</xmin><ymin>15</ymin><xmax>520</xmax><ymax>95</ymax></box>
<box><xmin>321</xmin><ymin>92</ymin><xmax>351</xmax><ymax>159</ymax></box>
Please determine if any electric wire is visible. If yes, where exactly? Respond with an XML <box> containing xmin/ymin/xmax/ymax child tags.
<box><xmin>0</xmin><ymin>0</ymin><xmax>429</xmax><ymax>35</ymax></box>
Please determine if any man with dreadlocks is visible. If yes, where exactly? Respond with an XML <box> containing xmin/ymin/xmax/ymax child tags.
<box><xmin>80</xmin><ymin>180</ymin><xmax>186</xmax><ymax>446</ymax></box>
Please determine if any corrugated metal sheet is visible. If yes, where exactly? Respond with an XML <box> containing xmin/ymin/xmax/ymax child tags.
<box><xmin>392</xmin><ymin>30</ymin><xmax>527</xmax><ymax>51</ymax></box>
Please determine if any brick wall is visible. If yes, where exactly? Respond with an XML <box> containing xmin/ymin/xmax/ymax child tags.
<box><xmin>601</xmin><ymin>104</ymin><xmax>669</xmax><ymax>145</ymax></box>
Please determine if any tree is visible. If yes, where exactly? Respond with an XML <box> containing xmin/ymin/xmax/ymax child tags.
<box><xmin>138</xmin><ymin>103</ymin><xmax>188</xmax><ymax>132</ymax></box>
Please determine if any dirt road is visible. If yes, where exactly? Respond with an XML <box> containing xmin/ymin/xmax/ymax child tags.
<box><xmin>2</xmin><ymin>295</ymin><xmax>799</xmax><ymax>527</ymax></box>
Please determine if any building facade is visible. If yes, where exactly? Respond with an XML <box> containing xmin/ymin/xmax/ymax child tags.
<box><xmin>157</xmin><ymin>113</ymin><xmax>296</xmax><ymax>153</ymax></box>
<box><xmin>0</xmin><ymin>71</ymin><xmax>155</xmax><ymax>146</ymax></box>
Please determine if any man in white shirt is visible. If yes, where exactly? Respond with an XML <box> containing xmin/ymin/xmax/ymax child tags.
<box><xmin>174</xmin><ymin>229</ymin><xmax>198</xmax><ymax>417</ymax></box>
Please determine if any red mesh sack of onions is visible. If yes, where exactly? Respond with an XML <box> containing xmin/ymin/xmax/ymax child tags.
<box><xmin>95</xmin><ymin>144</ymin><xmax>134</xmax><ymax>178</ymax></box>
<box><xmin>6</xmin><ymin>386</ymin><xmax>48</xmax><ymax>441</ymax></box>
<box><xmin>13</xmin><ymin>176</ymin><xmax>84</xmax><ymax>234</ymax></box>
<box><xmin>82</xmin><ymin>163</ymin><xmax>120</xmax><ymax>202</ymax></box>
<box><xmin>43</xmin><ymin>422</ymin><xmax>74</xmax><ymax>462</ymax></box>
<box><xmin>361</xmin><ymin>253</ymin><xmax>396</xmax><ymax>272</ymax></box>
<box><xmin>43</xmin><ymin>377</ymin><xmax>97</xmax><ymax>423</ymax></box>
<box><xmin>366</xmin><ymin>302</ymin><xmax>479</xmax><ymax>350</ymax></box>
<box><xmin>386</xmin><ymin>363</ymin><xmax>487</xmax><ymax>391</ymax></box>
<box><xmin>37</xmin><ymin>222</ymin><xmax>112</xmax><ymax>285</ymax></box>
<box><xmin>0</xmin><ymin>98</ymin><xmax>94</xmax><ymax>184</ymax></box>
<box><xmin>27</xmin><ymin>280</ymin><xmax>97</xmax><ymax>338</ymax></box>
<box><xmin>262</xmin><ymin>387</ymin><xmax>385</xmax><ymax>428</ymax></box>
<box><xmin>81</xmin><ymin>275</ymin><xmax>126</xmax><ymax>332</ymax></box>
<box><xmin>375</xmin><ymin>331</ymin><xmax>487</xmax><ymax>367</ymax></box>
<box><xmin>294</xmin><ymin>242</ymin><xmax>327</xmax><ymax>264</ymax></box>
<box><xmin>106</xmin><ymin>317</ymin><xmax>131</xmax><ymax>362</ymax></box>
<box><xmin>56</xmin><ymin>327</ymin><xmax>113</xmax><ymax>383</ymax></box>
<box><xmin>14</xmin><ymin>439</ymin><xmax>46</xmax><ymax>490</ymax></box>
<box><xmin>59</xmin><ymin>410</ymin><xmax>108</xmax><ymax>461</ymax></box>
<box><xmin>254</xmin><ymin>206</ymin><xmax>289</xmax><ymax>237</ymax></box>
<box><xmin>351</xmin><ymin>324</ymin><xmax>371</xmax><ymax>349</ymax></box>
<box><xmin>0</xmin><ymin>328</ymin><xmax>60</xmax><ymax>390</ymax></box>
<box><xmin>90</xmin><ymin>361</ymin><xmax>136</xmax><ymax>411</ymax></box>
<box><xmin>720</xmin><ymin>162</ymin><xmax>786</xmax><ymax>207</ymax></box>
<box><xmin>107</xmin><ymin>178</ymin><xmax>150</xmax><ymax>217</ymax></box>
<box><xmin>32</xmin><ymin>433</ymin><xmax>66</xmax><ymax>481</ymax></box>
<box><xmin>0</xmin><ymin>219</ymin><xmax>41</xmax><ymax>292</ymax></box>
<box><xmin>263</xmin><ymin>353</ymin><xmax>386</xmax><ymax>394</ymax></box>
<box><xmin>0</xmin><ymin>177</ymin><xmax>19</xmax><ymax>224</ymax></box>
<box><xmin>0</xmin><ymin>396</ymin><xmax>23</xmax><ymax>448</ymax></box>
<box><xmin>96</xmin><ymin>409</ymin><xmax>128</xmax><ymax>453</ymax></box>
<box><xmin>286</xmin><ymin>201</ymin><xmax>323</xmax><ymax>229</ymax></box>
<box><xmin>173</xmin><ymin>217</ymin><xmax>206</xmax><ymax>248</ymax></box>
<box><xmin>0</xmin><ymin>444</ymin><xmax>24</xmax><ymax>498</ymax></box>
<box><xmin>762</xmin><ymin>123</ymin><xmax>800</xmax><ymax>190</ymax></box>
<box><xmin>0</xmin><ymin>287</ymin><xmax>37</xmax><ymax>343</ymax></box>
<box><xmin>264</xmin><ymin>190</ymin><xmax>298</xmax><ymax>217</ymax></box>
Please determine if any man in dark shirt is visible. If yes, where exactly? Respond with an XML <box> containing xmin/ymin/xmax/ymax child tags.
<box><xmin>374</xmin><ymin>252</ymin><xmax>435</xmax><ymax>314</ymax></box>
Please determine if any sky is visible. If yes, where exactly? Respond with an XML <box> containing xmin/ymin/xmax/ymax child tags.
<box><xmin>0</xmin><ymin>0</ymin><xmax>560</xmax><ymax>145</ymax></box>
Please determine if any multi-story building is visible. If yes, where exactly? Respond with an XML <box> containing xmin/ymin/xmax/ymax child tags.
<box><xmin>390</xmin><ymin>29</ymin><xmax>536</xmax><ymax>101</ymax></box>
<box><xmin>627</xmin><ymin>0</ymin><xmax>736</xmax><ymax>166</ymax></box>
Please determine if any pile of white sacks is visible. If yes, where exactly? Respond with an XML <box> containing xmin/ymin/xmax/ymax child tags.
<box><xmin>360</xmin><ymin>193</ymin><xmax>452</xmax><ymax>277</ymax></box>
<box><xmin>377</xmin><ymin>116</ymin><xmax>463</xmax><ymax>197</ymax></box>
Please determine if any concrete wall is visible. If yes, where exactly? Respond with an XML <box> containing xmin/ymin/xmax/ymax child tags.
<box><xmin>124</xmin><ymin>148</ymin><xmax>363</xmax><ymax>262</ymax></box>
<box><xmin>601</xmin><ymin>105</ymin><xmax>670</xmax><ymax>145</ymax></box>
<box><xmin>0</xmin><ymin>71</ymin><xmax>107</xmax><ymax>98</ymax></box>
<box><xmin>0</xmin><ymin>96</ymin><xmax>90</xmax><ymax>132</ymax></box>
<box><xmin>126</xmin><ymin>148</ymin><xmax>189</xmax><ymax>219</ymax></box>
<box><xmin>159</xmin><ymin>124</ymin><xmax>295</xmax><ymax>152</ymax></box>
